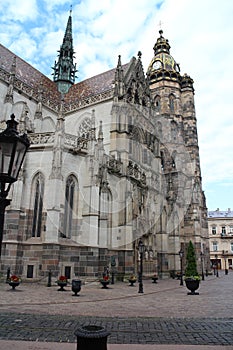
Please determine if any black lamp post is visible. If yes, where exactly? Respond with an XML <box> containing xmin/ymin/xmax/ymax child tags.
<box><xmin>0</xmin><ymin>114</ymin><xmax>30</xmax><ymax>257</ymax></box>
<box><xmin>138</xmin><ymin>239</ymin><xmax>144</xmax><ymax>293</ymax></box>
<box><xmin>215</xmin><ymin>254</ymin><xmax>219</xmax><ymax>277</ymax></box>
<box><xmin>179</xmin><ymin>249</ymin><xmax>184</xmax><ymax>286</ymax></box>
<box><xmin>200</xmin><ymin>252</ymin><xmax>205</xmax><ymax>280</ymax></box>
<box><xmin>223</xmin><ymin>251</ymin><xmax>228</xmax><ymax>275</ymax></box>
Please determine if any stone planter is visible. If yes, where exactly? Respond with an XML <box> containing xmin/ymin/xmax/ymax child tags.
<box><xmin>128</xmin><ymin>279</ymin><xmax>137</xmax><ymax>286</ymax></box>
<box><xmin>8</xmin><ymin>281</ymin><xmax>20</xmax><ymax>290</ymax></box>
<box><xmin>185</xmin><ymin>279</ymin><xmax>200</xmax><ymax>295</ymax></box>
<box><xmin>152</xmin><ymin>277</ymin><xmax>158</xmax><ymax>283</ymax></box>
<box><xmin>56</xmin><ymin>281</ymin><xmax>67</xmax><ymax>291</ymax></box>
<box><xmin>100</xmin><ymin>280</ymin><xmax>110</xmax><ymax>289</ymax></box>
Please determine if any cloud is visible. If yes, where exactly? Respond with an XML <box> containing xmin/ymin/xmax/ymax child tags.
<box><xmin>0</xmin><ymin>0</ymin><xmax>38</xmax><ymax>22</ymax></box>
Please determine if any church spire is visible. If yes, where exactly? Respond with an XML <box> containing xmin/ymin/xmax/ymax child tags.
<box><xmin>52</xmin><ymin>9</ymin><xmax>77</xmax><ymax>94</ymax></box>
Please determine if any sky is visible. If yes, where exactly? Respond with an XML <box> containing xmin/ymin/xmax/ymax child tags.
<box><xmin>0</xmin><ymin>0</ymin><xmax>232</xmax><ymax>211</ymax></box>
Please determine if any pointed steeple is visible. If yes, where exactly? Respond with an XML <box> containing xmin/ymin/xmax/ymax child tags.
<box><xmin>52</xmin><ymin>9</ymin><xmax>77</xmax><ymax>94</ymax></box>
<box><xmin>114</xmin><ymin>55</ymin><xmax>125</xmax><ymax>100</ymax></box>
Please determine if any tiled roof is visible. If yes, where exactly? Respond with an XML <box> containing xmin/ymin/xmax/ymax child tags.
<box><xmin>64</xmin><ymin>67</ymin><xmax>116</xmax><ymax>105</ymax></box>
<box><xmin>0</xmin><ymin>43</ymin><xmax>130</xmax><ymax>111</ymax></box>
<box><xmin>0</xmin><ymin>44</ymin><xmax>60</xmax><ymax>105</ymax></box>
<box><xmin>208</xmin><ymin>210</ymin><xmax>233</xmax><ymax>218</ymax></box>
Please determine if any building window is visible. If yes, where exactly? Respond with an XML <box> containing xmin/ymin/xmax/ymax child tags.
<box><xmin>212</xmin><ymin>241</ymin><xmax>218</xmax><ymax>251</ymax></box>
<box><xmin>169</xmin><ymin>94</ymin><xmax>175</xmax><ymax>112</ymax></box>
<box><xmin>222</xmin><ymin>226</ymin><xmax>226</xmax><ymax>235</ymax></box>
<box><xmin>160</xmin><ymin>151</ymin><xmax>164</xmax><ymax>170</ymax></box>
<box><xmin>99</xmin><ymin>186</ymin><xmax>112</xmax><ymax>246</ymax></box>
<box><xmin>142</xmin><ymin>149</ymin><xmax>148</xmax><ymax>164</ymax></box>
<box><xmin>78</xmin><ymin>117</ymin><xmax>92</xmax><ymax>139</ymax></box>
<box><xmin>129</xmin><ymin>139</ymin><xmax>132</xmax><ymax>154</ymax></box>
<box><xmin>154</xmin><ymin>95</ymin><xmax>161</xmax><ymax>112</ymax></box>
<box><xmin>231</xmin><ymin>243</ymin><xmax>233</xmax><ymax>252</ymax></box>
<box><xmin>229</xmin><ymin>225</ymin><xmax>233</xmax><ymax>234</ymax></box>
<box><xmin>63</xmin><ymin>175</ymin><xmax>78</xmax><ymax>238</ymax></box>
<box><xmin>32</xmin><ymin>173</ymin><xmax>44</xmax><ymax>238</ymax></box>
<box><xmin>212</xmin><ymin>226</ymin><xmax>217</xmax><ymax>235</ymax></box>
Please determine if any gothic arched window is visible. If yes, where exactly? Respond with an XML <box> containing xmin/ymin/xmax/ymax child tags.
<box><xmin>171</xmin><ymin>121</ymin><xmax>177</xmax><ymax>140</ymax></box>
<box><xmin>169</xmin><ymin>94</ymin><xmax>175</xmax><ymax>112</ymax></box>
<box><xmin>63</xmin><ymin>175</ymin><xmax>78</xmax><ymax>238</ymax></box>
<box><xmin>154</xmin><ymin>95</ymin><xmax>161</xmax><ymax>112</ymax></box>
<box><xmin>99</xmin><ymin>186</ymin><xmax>112</xmax><ymax>247</ymax></box>
<box><xmin>160</xmin><ymin>151</ymin><xmax>165</xmax><ymax>170</ymax></box>
<box><xmin>32</xmin><ymin>173</ymin><xmax>44</xmax><ymax>238</ymax></box>
<box><xmin>78</xmin><ymin>117</ymin><xmax>92</xmax><ymax>139</ymax></box>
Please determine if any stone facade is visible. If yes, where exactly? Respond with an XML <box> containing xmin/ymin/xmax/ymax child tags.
<box><xmin>0</xmin><ymin>19</ymin><xmax>209</xmax><ymax>280</ymax></box>
<box><xmin>208</xmin><ymin>209</ymin><xmax>233</xmax><ymax>271</ymax></box>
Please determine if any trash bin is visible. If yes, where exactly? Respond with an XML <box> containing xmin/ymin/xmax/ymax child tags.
<box><xmin>75</xmin><ymin>325</ymin><xmax>110</xmax><ymax>350</ymax></box>
<box><xmin>72</xmin><ymin>279</ymin><xmax>81</xmax><ymax>296</ymax></box>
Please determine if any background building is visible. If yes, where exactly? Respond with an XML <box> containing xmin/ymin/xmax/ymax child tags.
<box><xmin>0</xmin><ymin>14</ymin><xmax>209</xmax><ymax>280</ymax></box>
<box><xmin>208</xmin><ymin>209</ymin><xmax>233</xmax><ymax>271</ymax></box>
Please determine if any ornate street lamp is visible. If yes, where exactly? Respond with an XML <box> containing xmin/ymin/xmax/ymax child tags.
<box><xmin>138</xmin><ymin>239</ymin><xmax>145</xmax><ymax>293</ymax></box>
<box><xmin>0</xmin><ymin>114</ymin><xmax>30</xmax><ymax>257</ymax></box>
<box><xmin>200</xmin><ymin>252</ymin><xmax>205</xmax><ymax>280</ymax></box>
<box><xmin>179</xmin><ymin>249</ymin><xmax>184</xmax><ymax>286</ymax></box>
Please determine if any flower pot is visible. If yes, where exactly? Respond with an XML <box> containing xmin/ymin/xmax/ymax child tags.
<box><xmin>128</xmin><ymin>279</ymin><xmax>136</xmax><ymax>286</ymax></box>
<box><xmin>100</xmin><ymin>280</ymin><xmax>109</xmax><ymax>289</ymax></box>
<box><xmin>152</xmin><ymin>277</ymin><xmax>158</xmax><ymax>283</ymax></box>
<box><xmin>57</xmin><ymin>281</ymin><xmax>67</xmax><ymax>291</ymax></box>
<box><xmin>185</xmin><ymin>279</ymin><xmax>200</xmax><ymax>295</ymax></box>
<box><xmin>8</xmin><ymin>281</ymin><xmax>20</xmax><ymax>290</ymax></box>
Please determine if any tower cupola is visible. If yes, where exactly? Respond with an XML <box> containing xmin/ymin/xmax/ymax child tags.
<box><xmin>147</xmin><ymin>30</ymin><xmax>181</xmax><ymax>83</ymax></box>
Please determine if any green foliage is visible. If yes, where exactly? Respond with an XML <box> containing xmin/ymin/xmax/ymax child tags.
<box><xmin>185</xmin><ymin>241</ymin><xmax>199</xmax><ymax>279</ymax></box>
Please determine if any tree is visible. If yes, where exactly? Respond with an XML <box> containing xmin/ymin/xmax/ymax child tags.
<box><xmin>185</xmin><ymin>241</ymin><xmax>199</xmax><ymax>279</ymax></box>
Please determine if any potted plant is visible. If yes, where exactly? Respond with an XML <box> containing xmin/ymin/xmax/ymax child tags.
<box><xmin>151</xmin><ymin>273</ymin><xmax>158</xmax><ymax>283</ymax></box>
<box><xmin>100</xmin><ymin>275</ymin><xmax>110</xmax><ymax>289</ymax></box>
<box><xmin>128</xmin><ymin>274</ymin><xmax>137</xmax><ymax>286</ymax></box>
<box><xmin>56</xmin><ymin>275</ymin><xmax>68</xmax><ymax>291</ymax></box>
<box><xmin>7</xmin><ymin>274</ymin><xmax>21</xmax><ymax>290</ymax></box>
<box><xmin>184</xmin><ymin>241</ymin><xmax>200</xmax><ymax>295</ymax></box>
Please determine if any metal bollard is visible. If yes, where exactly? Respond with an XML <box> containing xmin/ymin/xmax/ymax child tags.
<box><xmin>75</xmin><ymin>325</ymin><xmax>110</xmax><ymax>350</ymax></box>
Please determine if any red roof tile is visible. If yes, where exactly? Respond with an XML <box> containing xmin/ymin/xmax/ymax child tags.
<box><xmin>0</xmin><ymin>43</ymin><xmax>129</xmax><ymax>111</ymax></box>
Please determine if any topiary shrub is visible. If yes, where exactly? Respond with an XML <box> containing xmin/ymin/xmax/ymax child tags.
<box><xmin>185</xmin><ymin>241</ymin><xmax>200</xmax><ymax>280</ymax></box>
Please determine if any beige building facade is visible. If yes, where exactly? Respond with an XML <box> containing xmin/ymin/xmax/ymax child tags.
<box><xmin>208</xmin><ymin>209</ymin><xmax>233</xmax><ymax>272</ymax></box>
<box><xmin>0</xmin><ymin>14</ymin><xmax>209</xmax><ymax>280</ymax></box>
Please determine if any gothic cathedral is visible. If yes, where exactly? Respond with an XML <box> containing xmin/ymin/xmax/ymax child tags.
<box><xmin>0</xmin><ymin>13</ymin><xmax>209</xmax><ymax>280</ymax></box>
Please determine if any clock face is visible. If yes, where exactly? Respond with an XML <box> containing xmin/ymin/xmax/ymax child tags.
<box><xmin>153</xmin><ymin>60</ymin><xmax>162</xmax><ymax>70</ymax></box>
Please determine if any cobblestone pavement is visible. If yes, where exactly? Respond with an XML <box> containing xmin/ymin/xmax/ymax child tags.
<box><xmin>0</xmin><ymin>271</ymin><xmax>233</xmax><ymax>347</ymax></box>
<box><xmin>0</xmin><ymin>313</ymin><xmax>233</xmax><ymax>346</ymax></box>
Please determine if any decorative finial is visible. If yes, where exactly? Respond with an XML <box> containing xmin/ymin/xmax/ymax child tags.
<box><xmin>158</xmin><ymin>20</ymin><xmax>163</xmax><ymax>29</ymax></box>
<box><xmin>138</xmin><ymin>51</ymin><xmax>142</xmax><ymax>59</ymax></box>
<box><xmin>70</xmin><ymin>4</ymin><xmax>72</xmax><ymax>15</ymax></box>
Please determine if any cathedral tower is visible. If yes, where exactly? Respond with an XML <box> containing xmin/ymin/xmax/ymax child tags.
<box><xmin>147</xmin><ymin>30</ymin><xmax>209</xmax><ymax>269</ymax></box>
